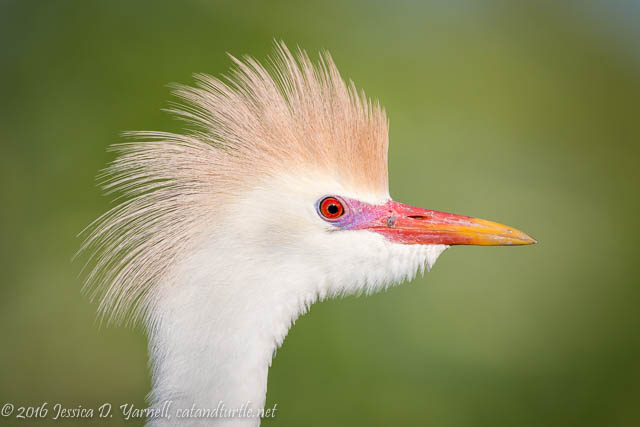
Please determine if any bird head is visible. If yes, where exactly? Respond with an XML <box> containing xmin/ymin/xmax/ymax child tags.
<box><xmin>80</xmin><ymin>42</ymin><xmax>535</xmax><ymax>325</ymax></box>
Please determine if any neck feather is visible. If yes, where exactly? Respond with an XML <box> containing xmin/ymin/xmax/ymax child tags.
<box><xmin>144</xmin><ymin>245</ymin><xmax>312</xmax><ymax>426</ymax></box>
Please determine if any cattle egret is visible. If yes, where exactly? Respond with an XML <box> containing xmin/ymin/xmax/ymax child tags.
<box><xmin>80</xmin><ymin>42</ymin><xmax>535</xmax><ymax>426</ymax></box>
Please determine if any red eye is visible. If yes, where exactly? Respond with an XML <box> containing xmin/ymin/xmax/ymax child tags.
<box><xmin>319</xmin><ymin>197</ymin><xmax>344</xmax><ymax>220</ymax></box>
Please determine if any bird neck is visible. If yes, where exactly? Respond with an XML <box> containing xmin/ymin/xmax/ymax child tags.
<box><xmin>145</xmin><ymin>244</ymin><xmax>312</xmax><ymax>425</ymax></box>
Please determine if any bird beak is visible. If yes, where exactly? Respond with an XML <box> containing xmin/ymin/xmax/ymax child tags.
<box><xmin>359</xmin><ymin>201</ymin><xmax>536</xmax><ymax>246</ymax></box>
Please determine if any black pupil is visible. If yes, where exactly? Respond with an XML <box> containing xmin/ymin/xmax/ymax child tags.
<box><xmin>327</xmin><ymin>203</ymin><xmax>339</xmax><ymax>215</ymax></box>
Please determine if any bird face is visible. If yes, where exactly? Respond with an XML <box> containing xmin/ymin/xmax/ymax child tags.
<box><xmin>223</xmin><ymin>174</ymin><xmax>535</xmax><ymax>299</ymax></box>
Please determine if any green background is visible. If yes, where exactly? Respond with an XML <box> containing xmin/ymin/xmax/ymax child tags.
<box><xmin>1</xmin><ymin>1</ymin><xmax>639</xmax><ymax>426</ymax></box>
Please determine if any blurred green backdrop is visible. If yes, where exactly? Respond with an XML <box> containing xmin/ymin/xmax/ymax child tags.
<box><xmin>1</xmin><ymin>1</ymin><xmax>639</xmax><ymax>426</ymax></box>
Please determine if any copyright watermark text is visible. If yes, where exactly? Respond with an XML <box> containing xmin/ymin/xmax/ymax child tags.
<box><xmin>0</xmin><ymin>401</ymin><xmax>278</xmax><ymax>421</ymax></box>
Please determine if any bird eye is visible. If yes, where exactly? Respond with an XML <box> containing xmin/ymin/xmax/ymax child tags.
<box><xmin>318</xmin><ymin>197</ymin><xmax>344</xmax><ymax>220</ymax></box>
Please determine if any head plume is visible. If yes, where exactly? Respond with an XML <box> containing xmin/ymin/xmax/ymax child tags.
<box><xmin>78</xmin><ymin>42</ymin><xmax>390</xmax><ymax>324</ymax></box>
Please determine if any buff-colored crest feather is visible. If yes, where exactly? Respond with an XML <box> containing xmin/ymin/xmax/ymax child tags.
<box><xmin>78</xmin><ymin>42</ymin><xmax>389</xmax><ymax>324</ymax></box>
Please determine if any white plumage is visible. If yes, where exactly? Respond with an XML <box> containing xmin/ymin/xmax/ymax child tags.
<box><xmin>80</xmin><ymin>42</ymin><xmax>534</xmax><ymax>426</ymax></box>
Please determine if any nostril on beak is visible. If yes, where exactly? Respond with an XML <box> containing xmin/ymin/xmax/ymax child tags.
<box><xmin>387</xmin><ymin>216</ymin><xmax>397</xmax><ymax>227</ymax></box>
